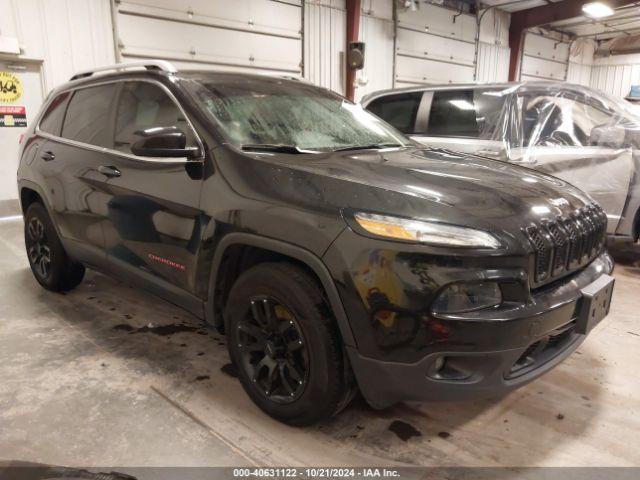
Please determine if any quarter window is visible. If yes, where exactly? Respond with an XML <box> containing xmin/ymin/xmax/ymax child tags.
<box><xmin>39</xmin><ymin>91</ymin><xmax>71</xmax><ymax>136</ymax></box>
<box><xmin>114</xmin><ymin>81</ymin><xmax>195</xmax><ymax>155</ymax></box>
<box><xmin>61</xmin><ymin>84</ymin><xmax>116</xmax><ymax>147</ymax></box>
<box><xmin>366</xmin><ymin>92</ymin><xmax>423</xmax><ymax>134</ymax></box>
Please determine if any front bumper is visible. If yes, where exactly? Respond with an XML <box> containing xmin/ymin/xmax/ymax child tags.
<box><xmin>343</xmin><ymin>253</ymin><xmax>614</xmax><ymax>409</ymax></box>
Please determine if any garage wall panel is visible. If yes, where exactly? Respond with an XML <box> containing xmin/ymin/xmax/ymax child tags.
<box><xmin>589</xmin><ymin>53</ymin><xmax>640</xmax><ymax>99</ymax></box>
<box><xmin>303</xmin><ymin>0</ymin><xmax>346</xmax><ymax>94</ymax></box>
<box><xmin>520</xmin><ymin>32</ymin><xmax>569</xmax><ymax>81</ymax></box>
<box><xmin>115</xmin><ymin>0</ymin><xmax>302</xmax><ymax>75</ymax></box>
<box><xmin>476</xmin><ymin>42</ymin><xmax>510</xmax><ymax>83</ymax></box>
<box><xmin>1</xmin><ymin>0</ymin><xmax>114</xmax><ymax>92</ymax></box>
<box><xmin>395</xmin><ymin>3</ymin><xmax>477</xmax><ymax>86</ymax></box>
<box><xmin>355</xmin><ymin>6</ymin><xmax>394</xmax><ymax>101</ymax></box>
<box><xmin>590</xmin><ymin>63</ymin><xmax>640</xmax><ymax>99</ymax></box>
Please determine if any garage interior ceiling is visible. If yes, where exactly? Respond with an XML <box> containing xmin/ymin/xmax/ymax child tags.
<box><xmin>548</xmin><ymin>2</ymin><xmax>640</xmax><ymax>39</ymax></box>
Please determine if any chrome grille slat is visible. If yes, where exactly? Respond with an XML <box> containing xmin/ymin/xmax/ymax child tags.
<box><xmin>524</xmin><ymin>204</ymin><xmax>607</xmax><ymax>285</ymax></box>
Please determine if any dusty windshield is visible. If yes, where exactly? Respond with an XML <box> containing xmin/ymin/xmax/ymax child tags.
<box><xmin>183</xmin><ymin>75</ymin><xmax>410</xmax><ymax>152</ymax></box>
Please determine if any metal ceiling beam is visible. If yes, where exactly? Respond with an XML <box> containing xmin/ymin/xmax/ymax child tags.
<box><xmin>578</xmin><ymin>25</ymin><xmax>640</xmax><ymax>37</ymax></box>
<box><xmin>508</xmin><ymin>0</ymin><xmax>637</xmax><ymax>80</ymax></box>
<box><xmin>552</xmin><ymin>6</ymin><xmax>640</xmax><ymax>29</ymax></box>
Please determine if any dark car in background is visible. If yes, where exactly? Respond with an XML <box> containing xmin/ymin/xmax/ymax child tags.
<box><xmin>17</xmin><ymin>62</ymin><xmax>614</xmax><ymax>425</ymax></box>
<box><xmin>363</xmin><ymin>82</ymin><xmax>640</xmax><ymax>243</ymax></box>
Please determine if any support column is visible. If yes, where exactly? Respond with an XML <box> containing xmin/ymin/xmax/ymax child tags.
<box><xmin>346</xmin><ymin>0</ymin><xmax>361</xmax><ymax>101</ymax></box>
<box><xmin>508</xmin><ymin>19</ymin><xmax>525</xmax><ymax>81</ymax></box>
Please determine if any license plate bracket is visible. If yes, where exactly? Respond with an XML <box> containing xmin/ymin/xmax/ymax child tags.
<box><xmin>576</xmin><ymin>274</ymin><xmax>615</xmax><ymax>335</ymax></box>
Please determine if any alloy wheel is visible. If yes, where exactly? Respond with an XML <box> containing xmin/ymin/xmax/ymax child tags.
<box><xmin>236</xmin><ymin>296</ymin><xmax>309</xmax><ymax>404</ymax></box>
<box><xmin>27</xmin><ymin>217</ymin><xmax>51</xmax><ymax>279</ymax></box>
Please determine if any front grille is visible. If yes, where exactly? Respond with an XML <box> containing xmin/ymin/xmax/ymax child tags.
<box><xmin>524</xmin><ymin>204</ymin><xmax>607</xmax><ymax>285</ymax></box>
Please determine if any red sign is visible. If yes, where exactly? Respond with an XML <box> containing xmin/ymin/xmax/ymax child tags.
<box><xmin>0</xmin><ymin>106</ymin><xmax>26</xmax><ymax>115</ymax></box>
<box><xmin>0</xmin><ymin>105</ymin><xmax>26</xmax><ymax>127</ymax></box>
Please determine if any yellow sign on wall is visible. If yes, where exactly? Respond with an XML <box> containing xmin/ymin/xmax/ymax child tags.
<box><xmin>0</xmin><ymin>71</ymin><xmax>23</xmax><ymax>103</ymax></box>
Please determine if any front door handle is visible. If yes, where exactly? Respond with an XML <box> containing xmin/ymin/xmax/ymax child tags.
<box><xmin>41</xmin><ymin>151</ymin><xmax>55</xmax><ymax>161</ymax></box>
<box><xmin>98</xmin><ymin>165</ymin><xmax>121</xmax><ymax>178</ymax></box>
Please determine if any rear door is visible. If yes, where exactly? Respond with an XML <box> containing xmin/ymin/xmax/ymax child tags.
<box><xmin>508</xmin><ymin>92</ymin><xmax>634</xmax><ymax>233</ymax></box>
<box><xmin>100</xmin><ymin>80</ymin><xmax>205</xmax><ymax>297</ymax></box>
<box><xmin>411</xmin><ymin>88</ymin><xmax>508</xmax><ymax>159</ymax></box>
<box><xmin>36</xmin><ymin>83</ymin><xmax>118</xmax><ymax>265</ymax></box>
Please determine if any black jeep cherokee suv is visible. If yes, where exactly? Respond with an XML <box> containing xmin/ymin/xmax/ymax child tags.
<box><xmin>17</xmin><ymin>61</ymin><xmax>615</xmax><ymax>425</ymax></box>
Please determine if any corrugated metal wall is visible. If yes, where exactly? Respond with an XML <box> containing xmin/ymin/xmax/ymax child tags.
<box><xmin>476</xmin><ymin>8</ymin><xmax>510</xmax><ymax>83</ymax></box>
<box><xmin>355</xmin><ymin>0</ymin><xmax>394</xmax><ymax>101</ymax></box>
<box><xmin>566</xmin><ymin>38</ymin><xmax>594</xmax><ymax>87</ymax></box>
<box><xmin>304</xmin><ymin>0</ymin><xmax>346</xmax><ymax>94</ymax></box>
<box><xmin>114</xmin><ymin>0</ymin><xmax>303</xmax><ymax>76</ymax></box>
<box><xmin>0</xmin><ymin>0</ymin><xmax>114</xmax><ymax>92</ymax></box>
<box><xmin>476</xmin><ymin>43</ymin><xmax>510</xmax><ymax>83</ymax></box>
<box><xmin>588</xmin><ymin>53</ymin><xmax>640</xmax><ymax>99</ymax></box>
<box><xmin>520</xmin><ymin>31</ymin><xmax>570</xmax><ymax>81</ymax></box>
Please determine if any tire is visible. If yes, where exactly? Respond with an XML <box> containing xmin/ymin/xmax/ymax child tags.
<box><xmin>225</xmin><ymin>262</ymin><xmax>353</xmax><ymax>425</ymax></box>
<box><xmin>24</xmin><ymin>202</ymin><xmax>85</xmax><ymax>292</ymax></box>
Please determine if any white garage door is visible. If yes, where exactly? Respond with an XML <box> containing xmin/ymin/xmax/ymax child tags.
<box><xmin>395</xmin><ymin>3</ymin><xmax>477</xmax><ymax>87</ymax></box>
<box><xmin>520</xmin><ymin>32</ymin><xmax>570</xmax><ymax>81</ymax></box>
<box><xmin>113</xmin><ymin>0</ymin><xmax>302</xmax><ymax>76</ymax></box>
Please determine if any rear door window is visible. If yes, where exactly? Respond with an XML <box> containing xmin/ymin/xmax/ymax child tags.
<box><xmin>366</xmin><ymin>92</ymin><xmax>423</xmax><ymax>134</ymax></box>
<box><xmin>61</xmin><ymin>84</ymin><xmax>117</xmax><ymax>148</ymax></box>
<box><xmin>39</xmin><ymin>91</ymin><xmax>72</xmax><ymax>136</ymax></box>
<box><xmin>114</xmin><ymin>81</ymin><xmax>196</xmax><ymax>155</ymax></box>
<box><xmin>427</xmin><ymin>89</ymin><xmax>505</xmax><ymax>139</ymax></box>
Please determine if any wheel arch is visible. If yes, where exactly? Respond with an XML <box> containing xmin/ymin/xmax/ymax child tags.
<box><xmin>205</xmin><ymin>233</ymin><xmax>356</xmax><ymax>347</ymax></box>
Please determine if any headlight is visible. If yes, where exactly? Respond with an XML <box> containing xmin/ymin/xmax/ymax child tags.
<box><xmin>431</xmin><ymin>282</ymin><xmax>502</xmax><ymax>314</ymax></box>
<box><xmin>353</xmin><ymin>212</ymin><xmax>502</xmax><ymax>249</ymax></box>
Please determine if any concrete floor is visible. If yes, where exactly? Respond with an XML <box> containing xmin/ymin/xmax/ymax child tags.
<box><xmin>1</xmin><ymin>215</ymin><xmax>639</xmax><ymax>468</ymax></box>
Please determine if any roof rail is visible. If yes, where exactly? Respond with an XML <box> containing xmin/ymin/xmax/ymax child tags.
<box><xmin>69</xmin><ymin>60</ymin><xmax>178</xmax><ymax>81</ymax></box>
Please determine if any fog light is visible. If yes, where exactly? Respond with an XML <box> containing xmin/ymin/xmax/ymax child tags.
<box><xmin>431</xmin><ymin>282</ymin><xmax>502</xmax><ymax>314</ymax></box>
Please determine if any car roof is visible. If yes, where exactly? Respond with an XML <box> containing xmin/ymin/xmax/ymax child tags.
<box><xmin>359</xmin><ymin>81</ymin><xmax>593</xmax><ymax>106</ymax></box>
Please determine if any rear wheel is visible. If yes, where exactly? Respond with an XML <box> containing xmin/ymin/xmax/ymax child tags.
<box><xmin>225</xmin><ymin>262</ymin><xmax>352</xmax><ymax>425</ymax></box>
<box><xmin>24</xmin><ymin>202</ymin><xmax>85</xmax><ymax>292</ymax></box>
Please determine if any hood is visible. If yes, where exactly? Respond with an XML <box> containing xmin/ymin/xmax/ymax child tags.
<box><xmin>218</xmin><ymin>146</ymin><xmax>593</xmax><ymax>240</ymax></box>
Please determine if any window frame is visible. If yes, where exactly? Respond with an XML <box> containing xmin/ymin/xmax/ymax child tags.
<box><xmin>365</xmin><ymin>91</ymin><xmax>428</xmax><ymax>135</ymax></box>
<box><xmin>36</xmin><ymin>77</ymin><xmax>205</xmax><ymax>164</ymax></box>
<box><xmin>423</xmin><ymin>88</ymin><xmax>508</xmax><ymax>140</ymax></box>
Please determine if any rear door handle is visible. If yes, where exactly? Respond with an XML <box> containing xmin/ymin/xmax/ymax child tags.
<box><xmin>41</xmin><ymin>151</ymin><xmax>55</xmax><ymax>161</ymax></box>
<box><xmin>98</xmin><ymin>165</ymin><xmax>121</xmax><ymax>178</ymax></box>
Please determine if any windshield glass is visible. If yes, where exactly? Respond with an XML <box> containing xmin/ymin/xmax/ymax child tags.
<box><xmin>182</xmin><ymin>75</ymin><xmax>410</xmax><ymax>151</ymax></box>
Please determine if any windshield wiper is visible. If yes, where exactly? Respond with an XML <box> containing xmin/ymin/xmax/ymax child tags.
<box><xmin>333</xmin><ymin>143</ymin><xmax>404</xmax><ymax>152</ymax></box>
<box><xmin>241</xmin><ymin>144</ymin><xmax>317</xmax><ymax>154</ymax></box>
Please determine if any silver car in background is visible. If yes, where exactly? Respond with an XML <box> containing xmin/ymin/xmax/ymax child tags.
<box><xmin>362</xmin><ymin>82</ymin><xmax>640</xmax><ymax>242</ymax></box>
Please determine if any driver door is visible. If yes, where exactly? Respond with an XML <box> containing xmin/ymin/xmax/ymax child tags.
<box><xmin>100</xmin><ymin>80</ymin><xmax>206</xmax><ymax>300</ymax></box>
<box><xmin>508</xmin><ymin>93</ymin><xmax>634</xmax><ymax>233</ymax></box>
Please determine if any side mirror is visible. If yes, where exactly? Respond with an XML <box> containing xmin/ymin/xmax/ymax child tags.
<box><xmin>590</xmin><ymin>124</ymin><xmax>626</xmax><ymax>148</ymax></box>
<box><xmin>131</xmin><ymin>126</ymin><xmax>201</xmax><ymax>159</ymax></box>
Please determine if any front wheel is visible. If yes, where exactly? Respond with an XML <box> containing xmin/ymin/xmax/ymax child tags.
<box><xmin>24</xmin><ymin>202</ymin><xmax>85</xmax><ymax>292</ymax></box>
<box><xmin>225</xmin><ymin>262</ymin><xmax>353</xmax><ymax>425</ymax></box>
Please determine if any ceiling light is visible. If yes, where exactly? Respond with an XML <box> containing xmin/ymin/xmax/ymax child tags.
<box><xmin>582</xmin><ymin>2</ymin><xmax>615</xmax><ymax>19</ymax></box>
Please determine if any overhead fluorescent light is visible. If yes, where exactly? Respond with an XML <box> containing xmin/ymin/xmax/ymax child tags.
<box><xmin>582</xmin><ymin>2</ymin><xmax>615</xmax><ymax>19</ymax></box>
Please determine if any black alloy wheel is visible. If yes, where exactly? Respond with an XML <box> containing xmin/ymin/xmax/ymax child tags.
<box><xmin>26</xmin><ymin>217</ymin><xmax>52</xmax><ymax>280</ymax></box>
<box><xmin>236</xmin><ymin>296</ymin><xmax>309</xmax><ymax>403</ymax></box>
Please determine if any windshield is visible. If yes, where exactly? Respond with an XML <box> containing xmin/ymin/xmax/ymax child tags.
<box><xmin>182</xmin><ymin>75</ymin><xmax>411</xmax><ymax>152</ymax></box>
